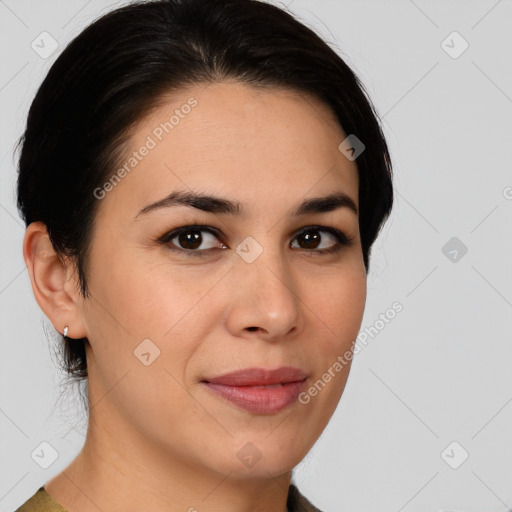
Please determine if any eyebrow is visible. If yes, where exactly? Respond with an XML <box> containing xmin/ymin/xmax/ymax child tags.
<box><xmin>135</xmin><ymin>190</ymin><xmax>358</xmax><ymax>219</ymax></box>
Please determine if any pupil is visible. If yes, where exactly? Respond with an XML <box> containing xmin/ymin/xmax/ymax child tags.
<box><xmin>302</xmin><ymin>232</ymin><xmax>319</xmax><ymax>249</ymax></box>
<box><xmin>179</xmin><ymin>231</ymin><xmax>201</xmax><ymax>250</ymax></box>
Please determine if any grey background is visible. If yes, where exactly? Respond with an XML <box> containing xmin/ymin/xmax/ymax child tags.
<box><xmin>1</xmin><ymin>0</ymin><xmax>512</xmax><ymax>511</ymax></box>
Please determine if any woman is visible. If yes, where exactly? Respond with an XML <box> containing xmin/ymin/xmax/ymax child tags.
<box><xmin>15</xmin><ymin>0</ymin><xmax>393</xmax><ymax>510</ymax></box>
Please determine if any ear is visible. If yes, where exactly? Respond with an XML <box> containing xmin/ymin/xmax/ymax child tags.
<box><xmin>23</xmin><ymin>221</ymin><xmax>87</xmax><ymax>340</ymax></box>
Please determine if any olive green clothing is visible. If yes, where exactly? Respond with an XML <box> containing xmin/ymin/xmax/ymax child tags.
<box><xmin>16</xmin><ymin>483</ymin><xmax>323</xmax><ymax>512</ymax></box>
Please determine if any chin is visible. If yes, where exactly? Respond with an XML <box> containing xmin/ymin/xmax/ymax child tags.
<box><xmin>205</xmin><ymin>432</ymin><xmax>311</xmax><ymax>479</ymax></box>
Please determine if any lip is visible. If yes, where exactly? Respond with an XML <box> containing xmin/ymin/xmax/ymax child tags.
<box><xmin>202</xmin><ymin>366</ymin><xmax>308</xmax><ymax>415</ymax></box>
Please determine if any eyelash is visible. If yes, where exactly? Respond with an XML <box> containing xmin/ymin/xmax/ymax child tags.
<box><xmin>157</xmin><ymin>224</ymin><xmax>354</xmax><ymax>257</ymax></box>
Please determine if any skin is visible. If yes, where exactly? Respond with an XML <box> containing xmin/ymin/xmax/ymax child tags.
<box><xmin>23</xmin><ymin>80</ymin><xmax>367</xmax><ymax>512</ymax></box>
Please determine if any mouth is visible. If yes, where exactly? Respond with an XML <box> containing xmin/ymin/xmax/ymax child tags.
<box><xmin>201</xmin><ymin>366</ymin><xmax>308</xmax><ymax>415</ymax></box>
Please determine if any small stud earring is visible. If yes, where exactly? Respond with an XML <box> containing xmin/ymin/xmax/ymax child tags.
<box><xmin>63</xmin><ymin>326</ymin><xmax>69</xmax><ymax>337</ymax></box>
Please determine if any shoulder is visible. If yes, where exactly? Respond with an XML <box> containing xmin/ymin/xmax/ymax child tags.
<box><xmin>15</xmin><ymin>486</ymin><xmax>68</xmax><ymax>512</ymax></box>
<box><xmin>287</xmin><ymin>483</ymin><xmax>324</xmax><ymax>512</ymax></box>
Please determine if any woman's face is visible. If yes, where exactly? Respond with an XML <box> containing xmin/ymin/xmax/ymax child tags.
<box><xmin>76</xmin><ymin>81</ymin><xmax>366</xmax><ymax>478</ymax></box>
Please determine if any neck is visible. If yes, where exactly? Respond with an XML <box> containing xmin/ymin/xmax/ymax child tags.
<box><xmin>45</xmin><ymin>408</ymin><xmax>293</xmax><ymax>512</ymax></box>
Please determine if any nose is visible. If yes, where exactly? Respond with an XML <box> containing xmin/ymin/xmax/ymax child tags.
<box><xmin>223</xmin><ymin>243</ymin><xmax>304</xmax><ymax>342</ymax></box>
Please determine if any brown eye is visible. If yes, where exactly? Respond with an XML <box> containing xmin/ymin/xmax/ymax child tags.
<box><xmin>158</xmin><ymin>224</ymin><xmax>353</xmax><ymax>258</ymax></box>
<box><xmin>291</xmin><ymin>226</ymin><xmax>353</xmax><ymax>254</ymax></box>
<box><xmin>159</xmin><ymin>225</ymin><xmax>227</xmax><ymax>256</ymax></box>
<box><xmin>176</xmin><ymin>230</ymin><xmax>202</xmax><ymax>250</ymax></box>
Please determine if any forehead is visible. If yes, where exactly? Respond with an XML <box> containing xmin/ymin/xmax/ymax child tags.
<box><xmin>95</xmin><ymin>80</ymin><xmax>359</xmax><ymax>221</ymax></box>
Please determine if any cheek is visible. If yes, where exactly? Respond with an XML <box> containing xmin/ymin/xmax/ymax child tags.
<box><xmin>302</xmin><ymin>265</ymin><xmax>366</xmax><ymax>399</ymax></box>
<box><xmin>89</xmin><ymin>239</ymin><xmax>222</xmax><ymax>338</ymax></box>
<box><xmin>311</xmin><ymin>265</ymin><xmax>367</xmax><ymax>346</ymax></box>
<box><xmin>296</xmin><ymin>266</ymin><xmax>366</xmax><ymax>427</ymax></box>
<box><xmin>82</xmin><ymin>250</ymin><xmax>213</xmax><ymax>420</ymax></box>
<box><xmin>83</xmin><ymin>252</ymin><xmax>232</xmax><ymax>406</ymax></box>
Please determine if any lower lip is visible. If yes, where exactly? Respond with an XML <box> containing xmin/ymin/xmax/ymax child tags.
<box><xmin>203</xmin><ymin>380</ymin><xmax>307</xmax><ymax>414</ymax></box>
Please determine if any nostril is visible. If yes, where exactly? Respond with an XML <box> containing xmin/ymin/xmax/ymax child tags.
<box><xmin>247</xmin><ymin>326</ymin><xmax>258</xmax><ymax>332</ymax></box>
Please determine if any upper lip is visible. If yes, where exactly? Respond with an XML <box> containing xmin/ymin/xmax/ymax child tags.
<box><xmin>203</xmin><ymin>366</ymin><xmax>308</xmax><ymax>386</ymax></box>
